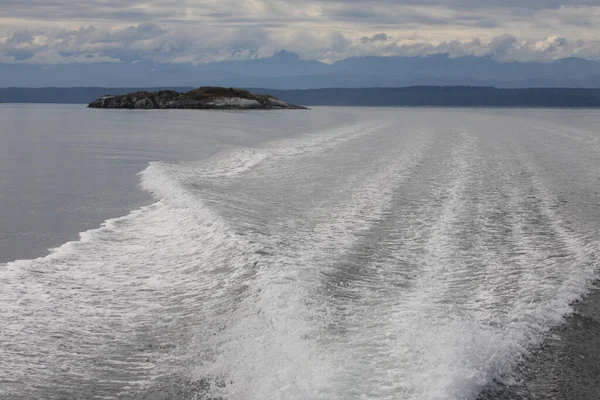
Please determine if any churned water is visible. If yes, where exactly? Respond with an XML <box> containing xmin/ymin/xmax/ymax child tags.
<box><xmin>0</xmin><ymin>105</ymin><xmax>599</xmax><ymax>399</ymax></box>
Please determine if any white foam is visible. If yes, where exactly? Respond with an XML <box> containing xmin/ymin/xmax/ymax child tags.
<box><xmin>191</xmin><ymin>120</ymin><xmax>435</xmax><ymax>400</ymax></box>
<box><xmin>0</xmin><ymin>169</ymin><xmax>263</xmax><ymax>397</ymax></box>
<box><xmin>2</xmin><ymin>111</ymin><xmax>599</xmax><ymax>399</ymax></box>
<box><xmin>0</xmin><ymin>117</ymin><xmax>388</xmax><ymax>397</ymax></box>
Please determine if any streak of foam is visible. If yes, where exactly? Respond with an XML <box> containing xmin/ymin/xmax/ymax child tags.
<box><xmin>3</xmin><ymin>111</ymin><xmax>599</xmax><ymax>400</ymax></box>
<box><xmin>196</xmin><ymin>122</ymin><xmax>435</xmax><ymax>400</ymax></box>
<box><xmin>289</xmin><ymin>124</ymin><xmax>599</xmax><ymax>400</ymax></box>
<box><xmin>0</xmin><ymin>193</ymin><xmax>266</xmax><ymax>398</ymax></box>
<box><xmin>311</xmin><ymin>128</ymin><xmax>491</xmax><ymax>400</ymax></box>
<box><xmin>323</xmin><ymin>126</ymin><xmax>600</xmax><ymax>400</ymax></box>
<box><xmin>144</xmin><ymin>121</ymin><xmax>385</xmax><ymax>183</ymax></box>
<box><xmin>0</xmin><ymin>118</ymin><xmax>388</xmax><ymax>399</ymax></box>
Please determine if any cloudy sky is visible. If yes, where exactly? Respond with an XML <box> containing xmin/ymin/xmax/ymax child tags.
<box><xmin>1</xmin><ymin>0</ymin><xmax>599</xmax><ymax>64</ymax></box>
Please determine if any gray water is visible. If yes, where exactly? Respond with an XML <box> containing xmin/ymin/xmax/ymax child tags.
<box><xmin>0</xmin><ymin>104</ymin><xmax>338</xmax><ymax>262</ymax></box>
<box><xmin>0</xmin><ymin>105</ymin><xmax>599</xmax><ymax>399</ymax></box>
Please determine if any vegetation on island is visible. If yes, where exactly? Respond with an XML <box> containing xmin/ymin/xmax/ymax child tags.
<box><xmin>87</xmin><ymin>86</ymin><xmax>307</xmax><ymax>110</ymax></box>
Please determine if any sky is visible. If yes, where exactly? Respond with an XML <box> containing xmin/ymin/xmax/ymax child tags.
<box><xmin>0</xmin><ymin>0</ymin><xmax>599</xmax><ymax>64</ymax></box>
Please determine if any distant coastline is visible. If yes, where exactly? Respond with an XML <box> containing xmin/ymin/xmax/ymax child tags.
<box><xmin>2</xmin><ymin>86</ymin><xmax>600</xmax><ymax>108</ymax></box>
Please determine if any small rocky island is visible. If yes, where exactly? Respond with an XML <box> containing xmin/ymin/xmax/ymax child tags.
<box><xmin>88</xmin><ymin>87</ymin><xmax>307</xmax><ymax>110</ymax></box>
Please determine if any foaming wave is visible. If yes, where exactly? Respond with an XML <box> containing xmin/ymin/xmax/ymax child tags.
<box><xmin>0</xmin><ymin>193</ymin><xmax>264</xmax><ymax>397</ymax></box>
<box><xmin>0</xmin><ymin>118</ymin><xmax>386</xmax><ymax>398</ymax></box>
<box><xmin>0</xmin><ymin>153</ymin><xmax>269</xmax><ymax>398</ymax></box>
<box><xmin>3</xmin><ymin>111</ymin><xmax>599</xmax><ymax>400</ymax></box>
<box><xmin>190</xmin><ymin>123</ymin><xmax>434</xmax><ymax>400</ymax></box>
<box><xmin>139</xmin><ymin>120</ymin><xmax>385</xmax><ymax>195</ymax></box>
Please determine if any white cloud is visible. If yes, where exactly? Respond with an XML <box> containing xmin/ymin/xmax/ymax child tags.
<box><xmin>0</xmin><ymin>1</ymin><xmax>599</xmax><ymax>63</ymax></box>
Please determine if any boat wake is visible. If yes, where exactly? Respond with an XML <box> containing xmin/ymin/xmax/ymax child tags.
<box><xmin>1</xmin><ymin>110</ymin><xmax>598</xmax><ymax>399</ymax></box>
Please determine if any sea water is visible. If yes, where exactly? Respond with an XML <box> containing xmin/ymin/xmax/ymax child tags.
<box><xmin>0</xmin><ymin>105</ymin><xmax>599</xmax><ymax>399</ymax></box>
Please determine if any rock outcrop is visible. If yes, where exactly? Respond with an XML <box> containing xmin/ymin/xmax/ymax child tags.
<box><xmin>88</xmin><ymin>87</ymin><xmax>307</xmax><ymax>110</ymax></box>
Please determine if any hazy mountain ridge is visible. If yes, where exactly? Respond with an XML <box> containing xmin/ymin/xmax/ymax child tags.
<box><xmin>1</xmin><ymin>52</ymin><xmax>599</xmax><ymax>89</ymax></box>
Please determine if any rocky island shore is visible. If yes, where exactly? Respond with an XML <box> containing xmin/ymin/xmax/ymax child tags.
<box><xmin>88</xmin><ymin>87</ymin><xmax>307</xmax><ymax>110</ymax></box>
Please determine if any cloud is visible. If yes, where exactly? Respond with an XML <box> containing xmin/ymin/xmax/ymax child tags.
<box><xmin>535</xmin><ymin>35</ymin><xmax>568</xmax><ymax>52</ymax></box>
<box><xmin>488</xmin><ymin>34</ymin><xmax>518</xmax><ymax>58</ymax></box>
<box><xmin>0</xmin><ymin>1</ymin><xmax>599</xmax><ymax>63</ymax></box>
<box><xmin>289</xmin><ymin>0</ymin><xmax>600</xmax><ymax>11</ymax></box>
<box><xmin>327</xmin><ymin>33</ymin><xmax>600</xmax><ymax>63</ymax></box>
<box><xmin>361</xmin><ymin>33</ymin><xmax>389</xmax><ymax>44</ymax></box>
<box><xmin>2</xmin><ymin>1</ymin><xmax>599</xmax><ymax>32</ymax></box>
<box><xmin>2</xmin><ymin>23</ymin><xmax>598</xmax><ymax>65</ymax></box>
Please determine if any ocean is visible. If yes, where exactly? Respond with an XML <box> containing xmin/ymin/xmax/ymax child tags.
<box><xmin>0</xmin><ymin>104</ymin><xmax>599</xmax><ymax>399</ymax></box>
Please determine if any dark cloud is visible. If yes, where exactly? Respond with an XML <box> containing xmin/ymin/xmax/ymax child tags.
<box><xmin>0</xmin><ymin>0</ymin><xmax>182</xmax><ymax>21</ymax></box>
<box><xmin>299</xmin><ymin>0</ymin><xmax>599</xmax><ymax>10</ymax></box>
<box><xmin>5</xmin><ymin>31</ymin><xmax>35</xmax><ymax>46</ymax></box>
<box><xmin>426</xmin><ymin>0</ymin><xmax>597</xmax><ymax>9</ymax></box>
<box><xmin>1</xmin><ymin>0</ymin><xmax>596</xmax><ymax>26</ymax></box>
<box><xmin>4</xmin><ymin>48</ymin><xmax>38</xmax><ymax>61</ymax></box>
<box><xmin>488</xmin><ymin>34</ymin><xmax>518</xmax><ymax>54</ymax></box>
<box><xmin>320</xmin><ymin>3</ymin><xmax>512</xmax><ymax>30</ymax></box>
<box><xmin>361</xmin><ymin>33</ymin><xmax>389</xmax><ymax>44</ymax></box>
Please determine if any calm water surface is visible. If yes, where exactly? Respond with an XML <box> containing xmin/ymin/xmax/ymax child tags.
<box><xmin>0</xmin><ymin>104</ymin><xmax>336</xmax><ymax>262</ymax></box>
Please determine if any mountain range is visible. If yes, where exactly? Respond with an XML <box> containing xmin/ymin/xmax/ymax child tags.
<box><xmin>1</xmin><ymin>51</ymin><xmax>599</xmax><ymax>89</ymax></box>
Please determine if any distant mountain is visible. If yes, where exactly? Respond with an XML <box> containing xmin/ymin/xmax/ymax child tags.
<box><xmin>1</xmin><ymin>52</ymin><xmax>599</xmax><ymax>89</ymax></box>
<box><xmin>206</xmin><ymin>51</ymin><xmax>330</xmax><ymax>78</ymax></box>
<box><xmin>326</xmin><ymin>55</ymin><xmax>600</xmax><ymax>88</ymax></box>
